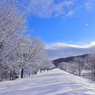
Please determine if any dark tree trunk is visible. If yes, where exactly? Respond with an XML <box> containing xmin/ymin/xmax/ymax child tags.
<box><xmin>21</xmin><ymin>68</ymin><xmax>24</xmax><ymax>78</ymax></box>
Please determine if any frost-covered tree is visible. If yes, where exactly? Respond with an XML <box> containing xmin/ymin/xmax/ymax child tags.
<box><xmin>58</xmin><ymin>57</ymin><xmax>84</xmax><ymax>76</ymax></box>
<box><xmin>17</xmin><ymin>37</ymin><xmax>50</xmax><ymax>78</ymax></box>
<box><xmin>0</xmin><ymin>0</ymin><xmax>53</xmax><ymax>81</ymax></box>
<box><xmin>28</xmin><ymin>38</ymin><xmax>55</xmax><ymax>74</ymax></box>
<box><xmin>39</xmin><ymin>57</ymin><xmax>55</xmax><ymax>73</ymax></box>
<box><xmin>0</xmin><ymin>0</ymin><xmax>27</xmax><ymax>45</ymax></box>
<box><xmin>86</xmin><ymin>53</ymin><xmax>95</xmax><ymax>80</ymax></box>
<box><xmin>0</xmin><ymin>0</ymin><xmax>27</xmax><ymax>81</ymax></box>
<box><xmin>58</xmin><ymin>62</ymin><xmax>68</xmax><ymax>71</ymax></box>
<box><xmin>73</xmin><ymin>57</ymin><xmax>84</xmax><ymax>76</ymax></box>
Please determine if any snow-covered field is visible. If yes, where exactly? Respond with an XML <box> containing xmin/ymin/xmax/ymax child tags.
<box><xmin>0</xmin><ymin>69</ymin><xmax>95</xmax><ymax>95</ymax></box>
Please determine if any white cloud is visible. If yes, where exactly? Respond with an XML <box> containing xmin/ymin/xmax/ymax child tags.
<box><xmin>70</xmin><ymin>41</ymin><xmax>73</xmax><ymax>42</ymax></box>
<box><xmin>26</xmin><ymin>0</ymin><xmax>75</xmax><ymax>18</ymax></box>
<box><xmin>85</xmin><ymin>0</ymin><xmax>95</xmax><ymax>10</ymax></box>
<box><xmin>21</xmin><ymin>0</ymin><xmax>95</xmax><ymax>18</ymax></box>
<box><xmin>85</xmin><ymin>3</ymin><xmax>92</xmax><ymax>10</ymax></box>
<box><xmin>46</xmin><ymin>42</ymin><xmax>95</xmax><ymax>59</ymax></box>
<box><xmin>85</xmin><ymin>24</ymin><xmax>88</xmax><ymax>26</ymax></box>
<box><xmin>66</xmin><ymin>11</ymin><xmax>74</xmax><ymax>17</ymax></box>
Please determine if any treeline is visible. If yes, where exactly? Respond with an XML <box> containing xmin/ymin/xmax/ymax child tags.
<box><xmin>0</xmin><ymin>0</ymin><xmax>54</xmax><ymax>82</ymax></box>
<box><xmin>58</xmin><ymin>53</ymin><xmax>95</xmax><ymax>81</ymax></box>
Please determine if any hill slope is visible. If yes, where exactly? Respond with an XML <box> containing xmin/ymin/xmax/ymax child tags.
<box><xmin>53</xmin><ymin>54</ymin><xmax>88</xmax><ymax>67</ymax></box>
<box><xmin>0</xmin><ymin>69</ymin><xmax>95</xmax><ymax>95</ymax></box>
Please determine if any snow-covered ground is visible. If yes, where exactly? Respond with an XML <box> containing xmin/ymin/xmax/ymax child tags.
<box><xmin>0</xmin><ymin>69</ymin><xmax>95</xmax><ymax>95</ymax></box>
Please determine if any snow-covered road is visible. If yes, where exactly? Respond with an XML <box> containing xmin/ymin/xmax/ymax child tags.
<box><xmin>0</xmin><ymin>69</ymin><xmax>95</xmax><ymax>95</ymax></box>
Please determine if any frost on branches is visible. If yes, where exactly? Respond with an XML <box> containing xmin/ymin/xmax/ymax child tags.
<box><xmin>0</xmin><ymin>0</ymin><xmax>54</xmax><ymax>82</ymax></box>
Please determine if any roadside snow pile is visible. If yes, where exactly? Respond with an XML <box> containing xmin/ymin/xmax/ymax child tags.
<box><xmin>0</xmin><ymin>69</ymin><xmax>95</xmax><ymax>95</ymax></box>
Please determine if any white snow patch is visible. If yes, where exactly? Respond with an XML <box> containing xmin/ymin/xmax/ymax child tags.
<box><xmin>0</xmin><ymin>69</ymin><xmax>95</xmax><ymax>95</ymax></box>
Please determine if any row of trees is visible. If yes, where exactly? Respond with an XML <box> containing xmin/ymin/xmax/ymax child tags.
<box><xmin>0</xmin><ymin>0</ymin><xmax>54</xmax><ymax>81</ymax></box>
<box><xmin>58</xmin><ymin>53</ymin><xmax>95</xmax><ymax>80</ymax></box>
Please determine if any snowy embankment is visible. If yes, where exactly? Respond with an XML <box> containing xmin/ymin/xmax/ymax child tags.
<box><xmin>0</xmin><ymin>69</ymin><xmax>95</xmax><ymax>95</ymax></box>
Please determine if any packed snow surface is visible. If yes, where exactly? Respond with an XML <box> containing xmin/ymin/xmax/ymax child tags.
<box><xmin>0</xmin><ymin>69</ymin><xmax>95</xmax><ymax>95</ymax></box>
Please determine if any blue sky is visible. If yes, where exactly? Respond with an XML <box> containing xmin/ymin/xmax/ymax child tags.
<box><xmin>19</xmin><ymin>0</ymin><xmax>95</xmax><ymax>59</ymax></box>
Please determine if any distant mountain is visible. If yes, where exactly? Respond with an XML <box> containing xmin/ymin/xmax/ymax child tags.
<box><xmin>52</xmin><ymin>54</ymin><xmax>88</xmax><ymax>67</ymax></box>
